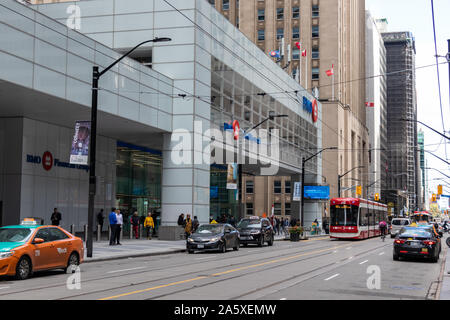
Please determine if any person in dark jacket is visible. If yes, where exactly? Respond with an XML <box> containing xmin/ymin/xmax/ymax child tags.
<box><xmin>97</xmin><ymin>209</ymin><xmax>104</xmax><ymax>233</ymax></box>
<box><xmin>192</xmin><ymin>216</ymin><xmax>200</xmax><ymax>233</ymax></box>
<box><xmin>177</xmin><ymin>213</ymin><xmax>185</xmax><ymax>227</ymax></box>
<box><xmin>131</xmin><ymin>211</ymin><xmax>140</xmax><ymax>239</ymax></box>
<box><xmin>51</xmin><ymin>208</ymin><xmax>62</xmax><ymax>226</ymax></box>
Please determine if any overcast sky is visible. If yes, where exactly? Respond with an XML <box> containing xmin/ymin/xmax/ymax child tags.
<box><xmin>366</xmin><ymin>0</ymin><xmax>450</xmax><ymax>209</ymax></box>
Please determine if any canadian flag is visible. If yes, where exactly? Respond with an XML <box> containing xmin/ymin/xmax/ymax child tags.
<box><xmin>301</xmin><ymin>49</ymin><xmax>307</xmax><ymax>57</ymax></box>
<box><xmin>326</xmin><ymin>64</ymin><xmax>334</xmax><ymax>76</ymax></box>
<box><xmin>295</xmin><ymin>42</ymin><xmax>301</xmax><ymax>50</ymax></box>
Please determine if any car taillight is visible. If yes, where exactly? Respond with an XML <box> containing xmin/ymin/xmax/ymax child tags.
<box><xmin>394</xmin><ymin>239</ymin><xmax>405</xmax><ymax>244</ymax></box>
<box><xmin>422</xmin><ymin>240</ymin><xmax>436</xmax><ymax>246</ymax></box>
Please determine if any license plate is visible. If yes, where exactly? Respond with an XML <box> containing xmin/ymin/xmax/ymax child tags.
<box><xmin>408</xmin><ymin>238</ymin><xmax>413</xmax><ymax>241</ymax></box>
<box><xmin>422</xmin><ymin>248</ymin><xmax>428</xmax><ymax>253</ymax></box>
<box><xmin>197</xmin><ymin>244</ymin><xmax>204</xmax><ymax>249</ymax></box>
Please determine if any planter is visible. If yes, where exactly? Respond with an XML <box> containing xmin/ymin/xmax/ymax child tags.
<box><xmin>290</xmin><ymin>233</ymin><xmax>300</xmax><ymax>242</ymax></box>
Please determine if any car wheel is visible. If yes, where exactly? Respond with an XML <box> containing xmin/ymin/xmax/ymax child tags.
<box><xmin>390</xmin><ymin>234</ymin><xmax>395</xmax><ymax>238</ymax></box>
<box><xmin>447</xmin><ymin>237</ymin><xmax>450</xmax><ymax>248</ymax></box>
<box><xmin>64</xmin><ymin>252</ymin><xmax>80</xmax><ymax>273</ymax></box>
<box><xmin>268</xmin><ymin>235</ymin><xmax>274</xmax><ymax>246</ymax></box>
<box><xmin>187</xmin><ymin>249</ymin><xmax>194</xmax><ymax>254</ymax></box>
<box><xmin>431</xmin><ymin>254</ymin><xmax>439</xmax><ymax>263</ymax></box>
<box><xmin>243</xmin><ymin>243</ymin><xmax>248</xmax><ymax>247</ymax></box>
<box><xmin>16</xmin><ymin>256</ymin><xmax>32</xmax><ymax>280</ymax></box>
<box><xmin>220</xmin><ymin>242</ymin><xmax>226</xmax><ymax>253</ymax></box>
<box><xmin>233</xmin><ymin>239</ymin><xmax>239</xmax><ymax>251</ymax></box>
<box><xmin>393</xmin><ymin>252</ymin><xmax>399</xmax><ymax>261</ymax></box>
<box><xmin>258</xmin><ymin>236</ymin><xmax>264</xmax><ymax>247</ymax></box>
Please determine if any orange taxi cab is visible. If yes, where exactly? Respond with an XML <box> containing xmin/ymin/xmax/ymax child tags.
<box><xmin>0</xmin><ymin>219</ymin><xmax>84</xmax><ymax>280</ymax></box>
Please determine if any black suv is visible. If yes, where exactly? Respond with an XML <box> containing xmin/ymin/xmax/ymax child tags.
<box><xmin>236</xmin><ymin>217</ymin><xmax>274</xmax><ymax>247</ymax></box>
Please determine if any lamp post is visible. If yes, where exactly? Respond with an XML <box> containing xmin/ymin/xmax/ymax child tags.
<box><xmin>300</xmin><ymin>147</ymin><xmax>337</xmax><ymax>227</ymax></box>
<box><xmin>237</xmin><ymin>112</ymin><xmax>288</xmax><ymax>220</ymax></box>
<box><xmin>87</xmin><ymin>37</ymin><xmax>171</xmax><ymax>258</ymax></box>
<box><xmin>337</xmin><ymin>166</ymin><xmax>365</xmax><ymax>198</ymax></box>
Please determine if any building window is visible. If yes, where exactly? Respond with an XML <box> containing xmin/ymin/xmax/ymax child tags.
<box><xmin>285</xmin><ymin>203</ymin><xmax>291</xmax><ymax>216</ymax></box>
<box><xmin>246</xmin><ymin>203</ymin><xmax>254</xmax><ymax>216</ymax></box>
<box><xmin>292</xmin><ymin>48</ymin><xmax>300</xmax><ymax>60</ymax></box>
<box><xmin>223</xmin><ymin>0</ymin><xmax>229</xmax><ymax>10</ymax></box>
<box><xmin>312</xmin><ymin>67</ymin><xmax>320</xmax><ymax>79</ymax></box>
<box><xmin>312</xmin><ymin>46</ymin><xmax>319</xmax><ymax>59</ymax></box>
<box><xmin>285</xmin><ymin>180</ymin><xmax>291</xmax><ymax>194</ymax></box>
<box><xmin>258</xmin><ymin>9</ymin><xmax>265</xmax><ymax>21</ymax></box>
<box><xmin>312</xmin><ymin>5</ymin><xmax>319</xmax><ymax>17</ymax></box>
<box><xmin>277</xmin><ymin>8</ymin><xmax>284</xmax><ymax>20</ymax></box>
<box><xmin>274</xmin><ymin>180</ymin><xmax>282</xmax><ymax>194</ymax></box>
<box><xmin>209</xmin><ymin>0</ymin><xmax>215</xmax><ymax>5</ymax></box>
<box><xmin>274</xmin><ymin>203</ymin><xmax>282</xmax><ymax>215</ymax></box>
<box><xmin>292</xmin><ymin>7</ymin><xmax>300</xmax><ymax>19</ymax></box>
<box><xmin>246</xmin><ymin>180</ymin><xmax>254</xmax><ymax>194</ymax></box>
<box><xmin>258</xmin><ymin>29</ymin><xmax>265</xmax><ymax>41</ymax></box>
<box><xmin>312</xmin><ymin>26</ymin><xmax>319</xmax><ymax>38</ymax></box>
<box><xmin>292</xmin><ymin>27</ymin><xmax>300</xmax><ymax>39</ymax></box>
<box><xmin>276</xmin><ymin>28</ymin><xmax>284</xmax><ymax>39</ymax></box>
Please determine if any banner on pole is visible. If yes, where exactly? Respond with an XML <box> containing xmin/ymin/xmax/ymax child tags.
<box><xmin>293</xmin><ymin>182</ymin><xmax>302</xmax><ymax>201</ymax></box>
<box><xmin>70</xmin><ymin>121</ymin><xmax>91</xmax><ymax>165</ymax></box>
<box><xmin>226</xmin><ymin>163</ymin><xmax>238</xmax><ymax>190</ymax></box>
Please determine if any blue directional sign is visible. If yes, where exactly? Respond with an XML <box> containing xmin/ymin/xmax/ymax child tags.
<box><xmin>304</xmin><ymin>186</ymin><xmax>330</xmax><ymax>200</ymax></box>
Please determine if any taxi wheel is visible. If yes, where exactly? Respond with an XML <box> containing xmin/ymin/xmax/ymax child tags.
<box><xmin>268</xmin><ymin>235</ymin><xmax>274</xmax><ymax>246</ymax></box>
<box><xmin>258</xmin><ymin>236</ymin><xmax>264</xmax><ymax>247</ymax></box>
<box><xmin>233</xmin><ymin>240</ymin><xmax>239</xmax><ymax>251</ymax></box>
<box><xmin>16</xmin><ymin>256</ymin><xmax>32</xmax><ymax>280</ymax></box>
<box><xmin>220</xmin><ymin>242</ymin><xmax>226</xmax><ymax>253</ymax></box>
<box><xmin>64</xmin><ymin>252</ymin><xmax>79</xmax><ymax>273</ymax></box>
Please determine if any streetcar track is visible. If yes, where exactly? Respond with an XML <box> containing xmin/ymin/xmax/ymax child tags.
<box><xmin>145</xmin><ymin>242</ymin><xmax>392</xmax><ymax>301</ymax></box>
<box><xmin>0</xmin><ymin>240</ymin><xmax>330</xmax><ymax>297</ymax></box>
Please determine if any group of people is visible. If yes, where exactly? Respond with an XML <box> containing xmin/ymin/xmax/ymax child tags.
<box><xmin>177</xmin><ymin>213</ymin><xmax>200</xmax><ymax>239</ymax></box>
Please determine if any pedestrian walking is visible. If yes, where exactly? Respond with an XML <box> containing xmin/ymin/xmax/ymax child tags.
<box><xmin>109</xmin><ymin>208</ymin><xmax>117</xmax><ymax>246</ymax></box>
<box><xmin>51</xmin><ymin>208</ymin><xmax>62</xmax><ymax>226</ymax></box>
<box><xmin>131</xmin><ymin>211</ymin><xmax>140</xmax><ymax>239</ymax></box>
<box><xmin>144</xmin><ymin>212</ymin><xmax>154</xmax><ymax>240</ymax></box>
<box><xmin>192</xmin><ymin>216</ymin><xmax>200</xmax><ymax>233</ymax></box>
<box><xmin>115</xmin><ymin>209</ymin><xmax>123</xmax><ymax>245</ymax></box>
<box><xmin>275</xmin><ymin>218</ymin><xmax>280</xmax><ymax>235</ymax></box>
<box><xmin>322</xmin><ymin>218</ymin><xmax>329</xmax><ymax>235</ymax></box>
<box><xmin>97</xmin><ymin>209</ymin><xmax>104</xmax><ymax>233</ymax></box>
<box><xmin>184</xmin><ymin>214</ymin><xmax>193</xmax><ymax>239</ymax></box>
<box><xmin>177</xmin><ymin>213</ymin><xmax>185</xmax><ymax>227</ymax></box>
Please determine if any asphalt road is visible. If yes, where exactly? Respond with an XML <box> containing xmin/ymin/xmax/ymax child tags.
<box><xmin>0</xmin><ymin>236</ymin><xmax>445</xmax><ymax>300</ymax></box>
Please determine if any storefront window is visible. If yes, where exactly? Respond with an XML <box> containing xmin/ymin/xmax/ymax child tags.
<box><xmin>116</xmin><ymin>141</ymin><xmax>162</xmax><ymax>230</ymax></box>
<box><xmin>210</xmin><ymin>165</ymin><xmax>238</xmax><ymax>222</ymax></box>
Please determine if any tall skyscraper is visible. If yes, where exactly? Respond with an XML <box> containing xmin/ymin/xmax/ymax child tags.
<box><xmin>382</xmin><ymin>31</ymin><xmax>419</xmax><ymax>213</ymax></box>
<box><xmin>213</xmin><ymin>0</ymin><xmax>369</xmax><ymax>202</ymax></box>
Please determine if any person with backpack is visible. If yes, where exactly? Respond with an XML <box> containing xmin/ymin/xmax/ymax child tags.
<box><xmin>379</xmin><ymin>220</ymin><xmax>387</xmax><ymax>239</ymax></box>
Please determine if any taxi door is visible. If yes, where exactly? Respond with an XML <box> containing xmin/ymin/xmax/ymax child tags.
<box><xmin>31</xmin><ymin>228</ymin><xmax>58</xmax><ymax>270</ymax></box>
<box><xmin>47</xmin><ymin>227</ymin><xmax>71</xmax><ymax>267</ymax></box>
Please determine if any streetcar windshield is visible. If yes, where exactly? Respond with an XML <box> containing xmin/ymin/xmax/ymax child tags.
<box><xmin>330</xmin><ymin>205</ymin><xmax>359</xmax><ymax>226</ymax></box>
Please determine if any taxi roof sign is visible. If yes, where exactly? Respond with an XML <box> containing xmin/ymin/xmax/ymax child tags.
<box><xmin>20</xmin><ymin>218</ymin><xmax>40</xmax><ymax>226</ymax></box>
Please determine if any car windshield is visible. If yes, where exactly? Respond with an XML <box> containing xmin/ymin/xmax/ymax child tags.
<box><xmin>0</xmin><ymin>228</ymin><xmax>33</xmax><ymax>242</ymax></box>
<box><xmin>236</xmin><ymin>219</ymin><xmax>262</xmax><ymax>229</ymax></box>
<box><xmin>399</xmin><ymin>228</ymin><xmax>432</xmax><ymax>239</ymax></box>
<box><xmin>392</xmin><ymin>220</ymin><xmax>409</xmax><ymax>226</ymax></box>
<box><xmin>195</xmin><ymin>225</ymin><xmax>223</xmax><ymax>235</ymax></box>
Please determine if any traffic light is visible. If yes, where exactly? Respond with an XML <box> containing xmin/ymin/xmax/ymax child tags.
<box><xmin>432</xmin><ymin>194</ymin><xmax>437</xmax><ymax>202</ymax></box>
<box><xmin>356</xmin><ymin>186</ymin><xmax>362</xmax><ymax>196</ymax></box>
<box><xmin>438</xmin><ymin>185</ymin><xmax>443</xmax><ymax>195</ymax></box>
<box><xmin>374</xmin><ymin>193</ymin><xmax>380</xmax><ymax>201</ymax></box>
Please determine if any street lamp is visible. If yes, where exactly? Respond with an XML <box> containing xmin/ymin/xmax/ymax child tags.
<box><xmin>300</xmin><ymin>147</ymin><xmax>338</xmax><ymax>227</ymax></box>
<box><xmin>237</xmin><ymin>112</ymin><xmax>288</xmax><ymax>220</ymax></box>
<box><xmin>87</xmin><ymin>37</ymin><xmax>171</xmax><ymax>258</ymax></box>
<box><xmin>337</xmin><ymin>166</ymin><xmax>365</xmax><ymax>198</ymax></box>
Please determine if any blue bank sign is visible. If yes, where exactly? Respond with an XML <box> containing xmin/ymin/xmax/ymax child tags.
<box><xmin>304</xmin><ymin>186</ymin><xmax>330</xmax><ymax>200</ymax></box>
<box><xmin>26</xmin><ymin>151</ymin><xmax>89</xmax><ymax>172</ymax></box>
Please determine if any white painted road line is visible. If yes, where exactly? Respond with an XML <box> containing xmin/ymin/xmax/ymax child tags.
<box><xmin>346</xmin><ymin>247</ymin><xmax>352</xmax><ymax>250</ymax></box>
<box><xmin>107</xmin><ymin>267</ymin><xmax>146</xmax><ymax>274</ymax></box>
<box><xmin>379</xmin><ymin>252</ymin><xmax>385</xmax><ymax>256</ymax></box>
<box><xmin>348</xmin><ymin>256</ymin><xmax>353</xmax><ymax>260</ymax></box>
<box><xmin>324</xmin><ymin>274</ymin><xmax>340</xmax><ymax>281</ymax></box>
<box><xmin>0</xmin><ymin>286</ymin><xmax>10</xmax><ymax>290</ymax></box>
<box><xmin>195</xmin><ymin>256</ymin><xmax>217</xmax><ymax>260</ymax></box>
<box><xmin>359</xmin><ymin>260</ymin><xmax>369</xmax><ymax>265</ymax></box>
<box><xmin>280</xmin><ymin>298</ymin><xmax>287</xmax><ymax>300</ymax></box>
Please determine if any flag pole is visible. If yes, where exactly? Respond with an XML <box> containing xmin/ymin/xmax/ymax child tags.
<box><xmin>305</xmin><ymin>53</ymin><xmax>308</xmax><ymax>91</ymax></box>
<box><xmin>332</xmin><ymin>64</ymin><xmax>335</xmax><ymax>101</ymax></box>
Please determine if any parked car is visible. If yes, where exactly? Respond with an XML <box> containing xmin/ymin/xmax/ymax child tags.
<box><xmin>236</xmin><ymin>216</ymin><xmax>274</xmax><ymax>247</ymax></box>
<box><xmin>393</xmin><ymin>226</ymin><xmax>442</xmax><ymax>262</ymax></box>
<box><xmin>390</xmin><ymin>218</ymin><xmax>411</xmax><ymax>238</ymax></box>
<box><xmin>186</xmin><ymin>224</ymin><xmax>239</xmax><ymax>254</ymax></box>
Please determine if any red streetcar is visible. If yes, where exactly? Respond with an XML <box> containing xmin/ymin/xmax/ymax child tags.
<box><xmin>329</xmin><ymin>198</ymin><xmax>388</xmax><ymax>240</ymax></box>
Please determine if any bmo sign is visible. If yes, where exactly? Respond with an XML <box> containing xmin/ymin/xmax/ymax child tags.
<box><xmin>302</xmin><ymin>96</ymin><xmax>319</xmax><ymax>123</ymax></box>
<box><xmin>27</xmin><ymin>151</ymin><xmax>53</xmax><ymax>171</ymax></box>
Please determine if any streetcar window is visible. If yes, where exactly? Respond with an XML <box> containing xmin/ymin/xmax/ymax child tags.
<box><xmin>331</xmin><ymin>205</ymin><xmax>358</xmax><ymax>226</ymax></box>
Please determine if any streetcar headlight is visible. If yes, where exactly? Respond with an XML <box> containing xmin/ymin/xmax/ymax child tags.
<box><xmin>0</xmin><ymin>251</ymin><xmax>14</xmax><ymax>259</ymax></box>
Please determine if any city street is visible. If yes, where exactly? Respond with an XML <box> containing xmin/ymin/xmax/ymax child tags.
<box><xmin>0</xmin><ymin>237</ymin><xmax>445</xmax><ymax>300</ymax></box>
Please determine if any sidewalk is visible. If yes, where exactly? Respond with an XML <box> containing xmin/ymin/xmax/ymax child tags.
<box><xmin>83</xmin><ymin>239</ymin><xmax>186</xmax><ymax>263</ymax></box>
<box><xmin>439</xmin><ymin>242</ymin><xmax>450</xmax><ymax>300</ymax></box>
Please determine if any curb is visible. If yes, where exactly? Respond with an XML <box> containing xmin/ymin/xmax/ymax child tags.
<box><xmin>83</xmin><ymin>248</ymin><xmax>186</xmax><ymax>263</ymax></box>
<box><xmin>437</xmin><ymin>239</ymin><xmax>449</xmax><ymax>300</ymax></box>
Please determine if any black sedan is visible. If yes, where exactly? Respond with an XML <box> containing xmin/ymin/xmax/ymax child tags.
<box><xmin>393</xmin><ymin>226</ymin><xmax>442</xmax><ymax>262</ymax></box>
<box><xmin>236</xmin><ymin>217</ymin><xmax>274</xmax><ymax>247</ymax></box>
<box><xmin>186</xmin><ymin>224</ymin><xmax>240</xmax><ymax>254</ymax></box>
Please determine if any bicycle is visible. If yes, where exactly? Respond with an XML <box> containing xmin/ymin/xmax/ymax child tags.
<box><xmin>380</xmin><ymin>228</ymin><xmax>386</xmax><ymax>242</ymax></box>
